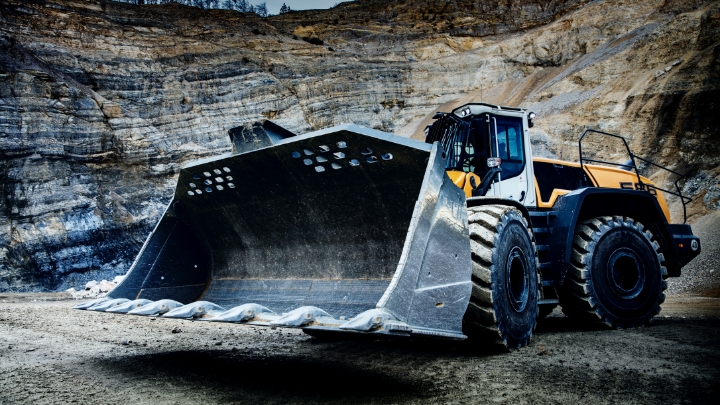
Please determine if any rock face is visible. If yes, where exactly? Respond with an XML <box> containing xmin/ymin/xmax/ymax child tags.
<box><xmin>0</xmin><ymin>0</ymin><xmax>718</xmax><ymax>291</ymax></box>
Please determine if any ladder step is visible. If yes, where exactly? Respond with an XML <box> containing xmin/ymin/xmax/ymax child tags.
<box><xmin>533</xmin><ymin>228</ymin><xmax>550</xmax><ymax>234</ymax></box>
<box><xmin>529</xmin><ymin>210</ymin><xmax>558</xmax><ymax>216</ymax></box>
<box><xmin>538</xmin><ymin>299</ymin><xmax>559</xmax><ymax>305</ymax></box>
<box><xmin>541</xmin><ymin>279</ymin><xmax>555</xmax><ymax>287</ymax></box>
<box><xmin>538</xmin><ymin>262</ymin><xmax>552</xmax><ymax>270</ymax></box>
<box><xmin>536</xmin><ymin>245</ymin><xmax>549</xmax><ymax>251</ymax></box>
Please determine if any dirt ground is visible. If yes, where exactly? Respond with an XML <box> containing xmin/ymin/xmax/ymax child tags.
<box><xmin>0</xmin><ymin>294</ymin><xmax>718</xmax><ymax>405</ymax></box>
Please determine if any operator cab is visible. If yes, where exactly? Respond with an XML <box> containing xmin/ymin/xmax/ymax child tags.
<box><xmin>426</xmin><ymin>103</ymin><xmax>536</xmax><ymax>206</ymax></box>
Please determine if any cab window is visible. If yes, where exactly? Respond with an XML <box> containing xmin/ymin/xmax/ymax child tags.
<box><xmin>493</xmin><ymin>116</ymin><xmax>525</xmax><ymax>179</ymax></box>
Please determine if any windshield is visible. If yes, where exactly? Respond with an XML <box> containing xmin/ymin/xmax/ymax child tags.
<box><xmin>426</xmin><ymin>114</ymin><xmax>489</xmax><ymax>177</ymax></box>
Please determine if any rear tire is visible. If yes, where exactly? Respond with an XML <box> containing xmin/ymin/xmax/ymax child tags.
<box><xmin>463</xmin><ymin>205</ymin><xmax>540</xmax><ymax>349</ymax></box>
<box><xmin>559</xmin><ymin>216</ymin><xmax>667</xmax><ymax>328</ymax></box>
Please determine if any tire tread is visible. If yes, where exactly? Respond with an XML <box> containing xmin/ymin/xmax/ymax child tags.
<box><xmin>464</xmin><ymin>205</ymin><xmax>540</xmax><ymax>349</ymax></box>
<box><xmin>558</xmin><ymin>216</ymin><xmax>666</xmax><ymax>328</ymax></box>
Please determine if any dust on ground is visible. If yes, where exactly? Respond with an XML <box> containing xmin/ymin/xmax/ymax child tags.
<box><xmin>0</xmin><ymin>294</ymin><xmax>718</xmax><ymax>405</ymax></box>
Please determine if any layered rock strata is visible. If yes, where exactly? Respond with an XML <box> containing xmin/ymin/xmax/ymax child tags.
<box><xmin>0</xmin><ymin>0</ymin><xmax>718</xmax><ymax>290</ymax></box>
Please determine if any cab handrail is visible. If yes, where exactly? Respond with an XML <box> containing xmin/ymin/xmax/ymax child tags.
<box><xmin>578</xmin><ymin>129</ymin><xmax>691</xmax><ymax>223</ymax></box>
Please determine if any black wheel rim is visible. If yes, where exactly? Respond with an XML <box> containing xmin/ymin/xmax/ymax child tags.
<box><xmin>606</xmin><ymin>248</ymin><xmax>646</xmax><ymax>299</ymax></box>
<box><xmin>505</xmin><ymin>246</ymin><xmax>529</xmax><ymax>312</ymax></box>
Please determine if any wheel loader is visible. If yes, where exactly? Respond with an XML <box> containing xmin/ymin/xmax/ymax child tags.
<box><xmin>75</xmin><ymin>103</ymin><xmax>701</xmax><ymax>349</ymax></box>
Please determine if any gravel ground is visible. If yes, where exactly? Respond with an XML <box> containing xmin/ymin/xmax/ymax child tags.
<box><xmin>667</xmin><ymin>211</ymin><xmax>720</xmax><ymax>297</ymax></box>
<box><xmin>0</xmin><ymin>294</ymin><xmax>719</xmax><ymax>405</ymax></box>
<box><xmin>1</xmin><ymin>214</ymin><xmax>717</xmax><ymax>405</ymax></box>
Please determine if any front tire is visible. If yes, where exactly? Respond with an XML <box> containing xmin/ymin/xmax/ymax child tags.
<box><xmin>559</xmin><ymin>216</ymin><xmax>667</xmax><ymax>328</ymax></box>
<box><xmin>463</xmin><ymin>205</ymin><xmax>540</xmax><ymax>349</ymax></box>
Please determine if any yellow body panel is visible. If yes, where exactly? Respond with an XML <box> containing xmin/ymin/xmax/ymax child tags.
<box><xmin>532</xmin><ymin>157</ymin><xmax>671</xmax><ymax>222</ymax></box>
<box><xmin>447</xmin><ymin>158</ymin><xmax>671</xmax><ymax>222</ymax></box>
<box><xmin>447</xmin><ymin>170</ymin><xmax>466</xmax><ymax>189</ymax></box>
<box><xmin>447</xmin><ymin>170</ymin><xmax>483</xmax><ymax>198</ymax></box>
<box><xmin>533</xmin><ymin>179</ymin><xmax>571</xmax><ymax>208</ymax></box>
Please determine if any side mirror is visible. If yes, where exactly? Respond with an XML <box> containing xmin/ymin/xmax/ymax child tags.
<box><xmin>432</xmin><ymin>112</ymin><xmax>445</xmax><ymax>120</ymax></box>
<box><xmin>487</xmin><ymin>157</ymin><xmax>502</xmax><ymax>168</ymax></box>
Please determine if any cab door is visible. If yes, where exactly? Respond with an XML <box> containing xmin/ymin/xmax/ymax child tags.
<box><xmin>487</xmin><ymin>114</ymin><xmax>533</xmax><ymax>204</ymax></box>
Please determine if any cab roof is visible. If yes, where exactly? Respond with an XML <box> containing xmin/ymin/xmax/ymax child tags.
<box><xmin>451</xmin><ymin>103</ymin><xmax>526</xmax><ymax>118</ymax></box>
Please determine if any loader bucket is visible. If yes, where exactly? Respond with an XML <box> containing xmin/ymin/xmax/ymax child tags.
<box><xmin>101</xmin><ymin>125</ymin><xmax>472</xmax><ymax>339</ymax></box>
